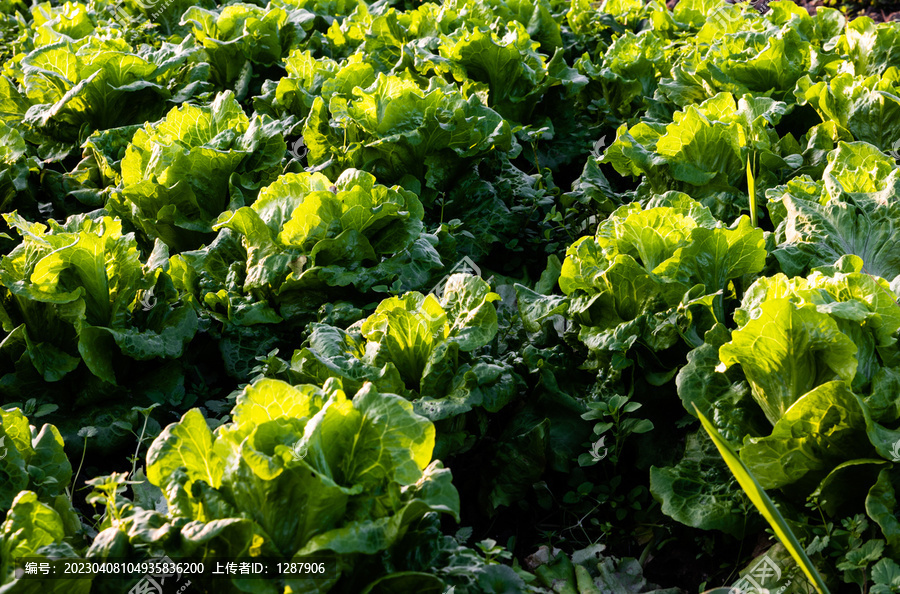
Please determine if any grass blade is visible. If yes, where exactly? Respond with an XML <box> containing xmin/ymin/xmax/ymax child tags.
<box><xmin>746</xmin><ymin>156</ymin><xmax>758</xmax><ymax>228</ymax></box>
<box><xmin>693</xmin><ymin>404</ymin><xmax>829</xmax><ymax>594</ymax></box>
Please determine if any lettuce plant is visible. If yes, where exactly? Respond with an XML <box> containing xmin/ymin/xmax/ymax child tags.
<box><xmin>766</xmin><ymin>142</ymin><xmax>900</xmax><ymax>283</ymax></box>
<box><xmin>304</xmin><ymin>73</ymin><xmax>512</xmax><ymax>192</ymax></box>
<box><xmin>10</xmin><ymin>37</ymin><xmax>197</xmax><ymax>157</ymax></box>
<box><xmin>290</xmin><ymin>275</ymin><xmax>522</xmax><ymax>455</ymax></box>
<box><xmin>29</xmin><ymin>2</ymin><xmax>96</xmax><ymax>48</ymax></box>
<box><xmin>170</xmin><ymin>168</ymin><xmax>442</xmax><ymax>329</ymax></box>
<box><xmin>0</xmin><ymin>213</ymin><xmax>197</xmax><ymax>386</ymax></box>
<box><xmin>102</xmin><ymin>378</ymin><xmax>462</xmax><ymax>592</ymax></box>
<box><xmin>255</xmin><ymin>50</ymin><xmax>369</xmax><ymax>121</ymax></box>
<box><xmin>570</xmin><ymin>31</ymin><xmax>673</xmax><ymax>129</ymax></box>
<box><xmin>0</xmin><ymin>407</ymin><xmax>85</xmax><ymax>590</ymax></box>
<box><xmin>603</xmin><ymin>92</ymin><xmax>803</xmax><ymax>220</ymax></box>
<box><xmin>0</xmin><ymin>408</ymin><xmax>73</xmax><ymax>513</ymax></box>
<box><xmin>112</xmin><ymin>91</ymin><xmax>285</xmax><ymax>252</ymax></box>
<box><xmin>0</xmin><ymin>491</ymin><xmax>89</xmax><ymax>592</ymax></box>
<box><xmin>795</xmin><ymin>70</ymin><xmax>900</xmax><ymax>155</ymax></box>
<box><xmin>438</xmin><ymin>0</ymin><xmax>563</xmax><ymax>52</ymax></box>
<box><xmin>665</xmin><ymin>255</ymin><xmax>900</xmax><ymax>530</ymax></box>
<box><xmin>0</xmin><ymin>122</ymin><xmax>39</xmax><ymax>223</ymax></box>
<box><xmin>181</xmin><ymin>3</ymin><xmax>312</xmax><ymax>92</ymax></box>
<box><xmin>558</xmin><ymin>192</ymin><xmax>766</xmax><ymax>363</ymax></box>
<box><xmin>721</xmin><ymin>255</ymin><xmax>900</xmax><ymax>423</ymax></box>
<box><xmin>434</xmin><ymin>22</ymin><xmax>574</xmax><ymax>123</ymax></box>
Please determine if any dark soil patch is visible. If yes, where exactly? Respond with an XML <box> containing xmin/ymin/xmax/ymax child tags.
<box><xmin>668</xmin><ymin>0</ymin><xmax>900</xmax><ymax>21</ymax></box>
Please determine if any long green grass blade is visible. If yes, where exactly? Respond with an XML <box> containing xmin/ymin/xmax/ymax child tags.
<box><xmin>747</xmin><ymin>157</ymin><xmax>757</xmax><ymax>228</ymax></box>
<box><xmin>693</xmin><ymin>404</ymin><xmax>829</xmax><ymax>594</ymax></box>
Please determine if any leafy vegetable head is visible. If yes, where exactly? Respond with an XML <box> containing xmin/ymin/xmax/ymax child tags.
<box><xmin>13</xmin><ymin>36</ymin><xmax>198</xmax><ymax>157</ymax></box>
<box><xmin>0</xmin><ymin>408</ymin><xmax>72</xmax><ymax>512</ymax></box>
<box><xmin>171</xmin><ymin>168</ymin><xmax>440</xmax><ymax>329</ymax></box>
<box><xmin>290</xmin><ymin>275</ymin><xmax>520</xmax><ymax>442</ymax></box>
<box><xmin>0</xmin><ymin>213</ymin><xmax>197</xmax><ymax>385</ymax></box>
<box><xmin>767</xmin><ymin>142</ymin><xmax>900</xmax><ymax>283</ymax></box>
<box><xmin>295</xmin><ymin>275</ymin><xmax>501</xmax><ymax>395</ymax></box>
<box><xmin>560</xmin><ymin>193</ymin><xmax>765</xmax><ymax>355</ymax></box>
<box><xmin>182</xmin><ymin>3</ymin><xmax>310</xmax><ymax>88</ymax></box>
<box><xmin>721</xmin><ymin>255</ymin><xmax>900</xmax><ymax>426</ymax></box>
<box><xmin>0</xmin><ymin>490</ymin><xmax>88</xmax><ymax>591</ymax></box>
<box><xmin>603</xmin><ymin>93</ymin><xmax>801</xmax><ymax>220</ymax></box>
<box><xmin>143</xmin><ymin>378</ymin><xmax>459</xmax><ymax>581</ymax></box>
<box><xmin>305</xmin><ymin>73</ymin><xmax>512</xmax><ymax>192</ymax></box>
<box><xmin>114</xmin><ymin>91</ymin><xmax>285</xmax><ymax>252</ymax></box>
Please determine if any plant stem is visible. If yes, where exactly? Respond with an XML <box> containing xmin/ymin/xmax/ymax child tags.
<box><xmin>131</xmin><ymin>412</ymin><xmax>152</xmax><ymax>479</ymax></box>
<box><xmin>71</xmin><ymin>436</ymin><xmax>88</xmax><ymax>504</ymax></box>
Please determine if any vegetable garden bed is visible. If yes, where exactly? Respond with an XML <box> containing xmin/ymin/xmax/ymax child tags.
<box><xmin>0</xmin><ymin>0</ymin><xmax>899</xmax><ymax>592</ymax></box>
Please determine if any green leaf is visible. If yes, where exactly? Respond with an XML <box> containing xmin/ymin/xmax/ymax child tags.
<box><xmin>514</xmin><ymin>284</ymin><xmax>569</xmax><ymax>333</ymax></box>
<box><xmin>871</xmin><ymin>557</ymin><xmax>900</xmax><ymax>593</ymax></box>
<box><xmin>0</xmin><ymin>491</ymin><xmax>91</xmax><ymax>591</ymax></box>
<box><xmin>739</xmin><ymin>381</ymin><xmax>870</xmax><ymax>490</ymax></box>
<box><xmin>650</xmin><ymin>429</ymin><xmax>750</xmax><ymax>537</ymax></box>
<box><xmin>361</xmin><ymin>293</ymin><xmax>448</xmax><ymax>388</ymax></box>
<box><xmin>312</xmin><ymin>382</ymin><xmax>435</xmax><ymax>488</ymax></box>
<box><xmin>290</xmin><ymin>324</ymin><xmax>406</xmax><ymax>396</ymax></box>
<box><xmin>694</xmin><ymin>405</ymin><xmax>829</xmax><ymax>594</ymax></box>
<box><xmin>656</xmin><ymin>216</ymin><xmax>766</xmax><ymax>296</ymax></box>
<box><xmin>311</xmin><ymin>73</ymin><xmax>511</xmax><ymax>190</ymax></box>
<box><xmin>719</xmin><ymin>299</ymin><xmax>858</xmax><ymax>425</ymax></box>
<box><xmin>146</xmin><ymin>409</ymin><xmax>224</xmax><ymax>495</ymax></box>
<box><xmin>28</xmin><ymin>424</ymin><xmax>72</xmax><ymax>501</ymax></box>
<box><xmin>231</xmin><ymin>379</ymin><xmax>330</xmax><ymax>427</ymax></box>
<box><xmin>866</xmin><ymin>468</ymin><xmax>900</xmax><ymax>557</ymax></box>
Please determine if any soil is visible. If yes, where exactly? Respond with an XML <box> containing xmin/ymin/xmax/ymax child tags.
<box><xmin>667</xmin><ymin>0</ymin><xmax>900</xmax><ymax>21</ymax></box>
<box><xmin>801</xmin><ymin>0</ymin><xmax>900</xmax><ymax>20</ymax></box>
